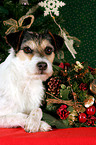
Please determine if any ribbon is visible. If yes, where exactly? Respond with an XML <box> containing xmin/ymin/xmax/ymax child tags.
<box><xmin>61</xmin><ymin>30</ymin><xmax>80</xmax><ymax>59</ymax></box>
<box><xmin>3</xmin><ymin>15</ymin><xmax>34</xmax><ymax>35</ymax></box>
<box><xmin>50</xmin><ymin>12</ymin><xmax>80</xmax><ymax>59</ymax></box>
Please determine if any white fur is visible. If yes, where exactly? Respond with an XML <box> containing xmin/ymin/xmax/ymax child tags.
<box><xmin>0</xmin><ymin>48</ymin><xmax>52</xmax><ymax>132</ymax></box>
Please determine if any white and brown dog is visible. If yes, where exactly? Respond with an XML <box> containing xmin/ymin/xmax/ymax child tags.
<box><xmin>0</xmin><ymin>30</ymin><xmax>63</xmax><ymax>132</ymax></box>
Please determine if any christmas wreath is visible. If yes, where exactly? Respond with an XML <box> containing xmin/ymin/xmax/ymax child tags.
<box><xmin>42</xmin><ymin>61</ymin><xmax>96</xmax><ymax>129</ymax></box>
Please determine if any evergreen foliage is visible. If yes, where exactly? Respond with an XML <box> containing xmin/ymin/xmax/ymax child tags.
<box><xmin>43</xmin><ymin>61</ymin><xmax>96</xmax><ymax>129</ymax></box>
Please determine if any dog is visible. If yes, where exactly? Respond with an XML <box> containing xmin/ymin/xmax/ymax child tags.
<box><xmin>0</xmin><ymin>30</ymin><xmax>64</xmax><ymax>132</ymax></box>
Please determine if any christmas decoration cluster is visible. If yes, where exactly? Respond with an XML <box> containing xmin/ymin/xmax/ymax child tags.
<box><xmin>43</xmin><ymin>61</ymin><xmax>96</xmax><ymax>128</ymax></box>
<box><xmin>0</xmin><ymin>0</ymin><xmax>96</xmax><ymax>129</ymax></box>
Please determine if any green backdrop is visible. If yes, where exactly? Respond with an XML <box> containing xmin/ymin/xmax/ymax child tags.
<box><xmin>61</xmin><ymin>0</ymin><xmax>96</xmax><ymax>68</ymax></box>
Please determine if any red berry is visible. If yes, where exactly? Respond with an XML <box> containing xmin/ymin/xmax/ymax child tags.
<box><xmin>86</xmin><ymin>106</ymin><xmax>95</xmax><ymax>115</ymax></box>
<box><xmin>79</xmin><ymin>113</ymin><xmax>87</xmax><ymax>123</ymax></box>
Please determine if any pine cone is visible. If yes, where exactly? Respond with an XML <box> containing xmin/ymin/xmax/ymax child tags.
<box><xmin>47</xmin><ymin>77</ymin><xmax>61</xmax><ymax>96</ymax></box>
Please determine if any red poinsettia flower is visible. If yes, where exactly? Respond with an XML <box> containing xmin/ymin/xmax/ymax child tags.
<box><xmin>57</xmin><ymin>105</ymin><xmax>69</xmax><ymax>119</ymax></box>
<box><xmin>59</xmin><ymin>62</ymin><xmax>64</xmax><ymax>69</ymax></box>
<box><xmin>79</xmin><ymin>83</ymin><xmax>88</xmax><ymax>91</ymax></box>
<box><xmin>59</xmin><ymin>62</ymin><xmax>70</xmax><ymax>70</ymax></box>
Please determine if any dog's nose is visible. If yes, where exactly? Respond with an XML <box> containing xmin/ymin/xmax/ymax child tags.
<box><xmin>37</xmin><ymin>62</ymin><xmax>47</xmax><ymax>71</ymax></box>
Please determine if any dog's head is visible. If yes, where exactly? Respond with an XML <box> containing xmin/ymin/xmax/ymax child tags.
<box><xmin>5</xmin><ymin>30</ymin><xmax>64</xmax><ymax>81</ymax></box>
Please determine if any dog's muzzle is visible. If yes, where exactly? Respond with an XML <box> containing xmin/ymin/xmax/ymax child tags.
<box><xmin>37</xmin><ymin>62</ymin><xmax>47</xmax><ymax>74</ymax></box>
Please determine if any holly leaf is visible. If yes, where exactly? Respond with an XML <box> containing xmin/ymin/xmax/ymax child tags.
<box><xmin>46</xmin><ymin>104</ymin><xmax>57</xmax><ymax>112</ymax></box>
<box><xmin>60</xmin><ymin>89</ymin><xmax>70</xmax><ymax>100</ymax></box>
<box><xmin>62</xmin><ymin>118</ymin><xmax>69</xmax><ymax>127</ymax></box>
<box><xmin>89</xmin><ymin>73</ymin><xmax>94</xmax><ymax>80</ymax></box>
<box><xmin>67</xmin><ymin>106</ymin><xmax>73</xmax><ymax>112</ymax></box>
<box><xmin>43</xmin><ymin>112</ymin><xmax>66</xmax><ymax>129</ymax></box>
<box><xmin>53</xmin><ymin>64</ymin><xmax>61</xmax><ymax>71</ymax></box>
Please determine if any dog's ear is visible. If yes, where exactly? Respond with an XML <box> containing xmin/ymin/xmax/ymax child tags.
<box><xmin>48</xmin><ymin>31</ymin><xmax>64</xmax><ymax>51</ymax></box>
<box><xmin>5</xmin><ymin>30</ymin><xmax>24</xmax><ymax>52</ymax></box>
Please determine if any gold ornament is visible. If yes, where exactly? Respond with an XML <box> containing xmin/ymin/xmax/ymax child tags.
<box><xmin>3</xmin><ymin>15</ymin><xmax>34</xmax><ymax>35</ymax></box>
<box><xmin>90</xmin><ymin>79</ymin><xmax>96</xmax><ymax>95</ymax></box>
<box><xmin>84</xmin><ymin>95</ymin><xmax>95</xmax><ymax>108</ymax></box>
<box><xmin>68</xmin><ymin>110</ymin><xmax>78</xmax><ymax>125</ymax></box>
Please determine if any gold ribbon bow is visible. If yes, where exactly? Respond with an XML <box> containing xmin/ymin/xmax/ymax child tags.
<box><xmin>3</xmin><ymin>15</ymin><xmax>34</xmax><ymax>35</ymax></box>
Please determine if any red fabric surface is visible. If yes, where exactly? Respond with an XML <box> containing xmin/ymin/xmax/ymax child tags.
<box><xmin>0</xmin><ymin>127</ymin><xmax>96</xmax><ymax>145</ymax></box>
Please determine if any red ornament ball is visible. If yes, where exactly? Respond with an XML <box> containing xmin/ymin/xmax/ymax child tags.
<box><xmin>86</xmin><ymin>106</ymin><xmax>96</xmax><ymax>115</ymax></box>
<box><xmin>79</xmin><ymin>113</ymin><xmax>87</xmax><ymax>123</ymax></box>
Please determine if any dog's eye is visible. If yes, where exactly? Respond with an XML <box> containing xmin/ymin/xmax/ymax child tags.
<box><xmin>44</xmin><ymin>47</ymin><xmax>53</xmax><ymax>55</ymax></box>
<box><xmin>23</xmin><ymin>47</ymin><xmax>33</xmax><ymax>54</ymax></box>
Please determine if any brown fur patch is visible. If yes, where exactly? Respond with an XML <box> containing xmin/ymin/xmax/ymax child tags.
<box><xmin>46</xmin><ymin>52</ymin><xmax>55</xmax><ymax>63</ymax></box>
<box><xmin>16</xmin><ymin>50</ymin><xmax>34</xmax><ymax>60</ymax></box>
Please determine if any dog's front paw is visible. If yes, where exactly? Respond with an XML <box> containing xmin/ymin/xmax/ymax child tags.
<box><xmin>39</xmin><ymin>121</ymin><xmax>52</xmax><ymax>132</ymax></box>
<box><xmin>24</xmin><ymin>108</ymin><xmax>42</xmax><ymax>133</ymax></box>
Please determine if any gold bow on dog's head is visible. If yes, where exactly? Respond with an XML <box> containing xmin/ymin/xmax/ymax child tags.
<box><xmin>3</xmin><ymin>15</ymin><xmax>34</xmax><ymax>35</ymax></box>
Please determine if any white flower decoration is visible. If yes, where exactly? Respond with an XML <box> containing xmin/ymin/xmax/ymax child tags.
<box><xmin>74</xmin><ymin>61</ymin><xmax>84</xmax><ymax>72</ymax></box>
<box><xmin>38</xmin><ymin>0</ymin><xmax>66</xmax><ymax>16</ymax></box>
<box><xmin>76</xmin><ymin>61</ymin><xmax>84</xmax><ymax>69</ymax></box>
